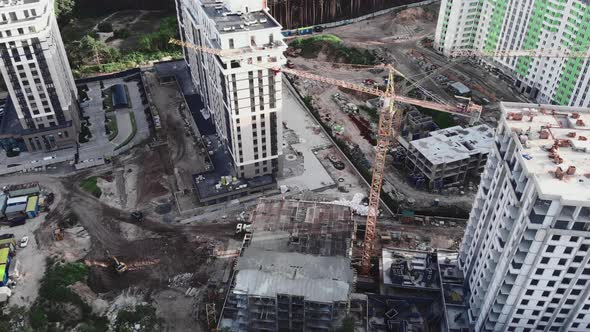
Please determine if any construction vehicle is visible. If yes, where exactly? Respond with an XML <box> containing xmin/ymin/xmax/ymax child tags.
<box><xmin>106</xmin><ymin>250</ymin><xmax>128</xmax><ymax>274</ymax></box>
<box><xmin>236</xmin><ymin>223</ymin><xmax>252</xmax><ymax>235</ymax></box>
<box><xmin>130</xmin><ymin>211</ymin><xmax>144</xmax><ymax>222</ymax></box>
<box><xmin>169</xmin><ymin>38</ymin><xmax>482</xmax><ymax>276</ymax></box>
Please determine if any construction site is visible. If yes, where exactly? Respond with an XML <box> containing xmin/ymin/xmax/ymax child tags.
<box><xmin>0</xmin><ymin>1</ymin><xmax>539</xmax><ymax>332</ymax></box>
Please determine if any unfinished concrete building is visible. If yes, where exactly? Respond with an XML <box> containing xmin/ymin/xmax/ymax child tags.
<box><xmin>219</xmin><ymin>200</ymin><xmax>357</xmax><ymax>331</ymax></box>
<box><xmin>400</xmin><ymin>109</ymin><xmax>438</xmax><ymax>142</ymax></box>
<box><xmin>403</xmin><ymin>125</ymin><xmax>494</xmax><ymax>189</ymax></box>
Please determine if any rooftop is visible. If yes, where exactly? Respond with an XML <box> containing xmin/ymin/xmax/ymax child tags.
<box><xmin>382</xmin><ymin>248</ymin><xmax>440</xmax><ymax>290</ymax></box>
<box><xmin>248</xmin><ymin>200</ymin><xmax>355</xmax><ymax>257</ymax></box>
<box><xmin>501</xmin><ymin>102</ymin><xmax>590</xmax><ymax>203</ymax></box>
<box><xmin>201</xmin><ymin>2</ymin><xmax>278</xmax><ymax>34</ymax></box>
<box><xmin>234</xmin><ymin>247</ymin><xmax>354</xmax><ymax>303</ymax></box>
<box><xmin>411</xmin><ymin>125</ymin><xmax>494</xmax><ymax>165</ymax></box>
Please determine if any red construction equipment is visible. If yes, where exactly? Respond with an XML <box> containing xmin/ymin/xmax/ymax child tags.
<box><xmin>169</xmin><ymin>38</ymin><xmax>482</xmax><ymax>276</ymax></box>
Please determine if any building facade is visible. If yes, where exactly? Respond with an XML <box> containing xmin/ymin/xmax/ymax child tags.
<box><xmin>176</xmin><ymin>0</ymin><xmax>287</xmax><ymax>178</ymax></box>
<box><xmin>434</xmin><ymin>0</ymin><xmax>590</xmax><ymax>107</ymax></box>
<box><xmin>0</xmin><ymin>0</ymin><xmax>79</xmax><ymax>152</ymax></box>
<box><xmin>460</xmin><ymin>102</ymin><xmax>590</xmax><ymax>331</ymax></box>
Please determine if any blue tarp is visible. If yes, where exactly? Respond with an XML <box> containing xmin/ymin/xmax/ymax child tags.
<box><xmin>112</xmin><ymin>84</ymin><xmax>129</xmax><ymax>109</ymax></box>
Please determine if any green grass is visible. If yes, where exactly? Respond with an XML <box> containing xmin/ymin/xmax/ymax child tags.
<box><xmin>417</xmin><ymin>107</ymin><xmax>456</xmax><ymax>128</ymax></box>
<box><xmin>30</xmin><ymin>259</ymin><xmax>108</xmax><ymax>331</ymax></box>
<box><xmin>115</xmin><ymin>112</ymin><xmax>137</xmax><ymax>151</ymax></box>
<box><xmin>80</xmin><ymin>177</ymin><xmax>102</xmax><ymax>198</ymax></box>
<box><xmin>289</xmin><ymin>34</ymin><xmax>377</xmax><ymax>65</ymax></box>
<box><xmin>106</xmin><ymin>114</ymin><xmax>118</xmax><ymax>141</ymax></box>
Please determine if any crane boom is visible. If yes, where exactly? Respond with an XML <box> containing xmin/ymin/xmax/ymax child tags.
<box><xmin>170</xmin><ymin>38</ymin><xmax>483</xmax><ymax>276</ymax></box>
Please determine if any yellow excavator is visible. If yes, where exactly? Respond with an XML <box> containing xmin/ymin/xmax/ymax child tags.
<box><xmin>106</xmin><ymin>250</ymin><xmax>128</xmax><ymax>274</ymax></box>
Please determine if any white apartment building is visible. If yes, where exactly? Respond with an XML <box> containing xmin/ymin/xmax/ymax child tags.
<box><xmin>460</xmin><ymin>102</ymin><xmax>590</xmax><ymax>331</ymax></box>
<box><xmin>0</xmin><ymin>0</ymin><xmax>78</xmax><ymax>152</ymax></box>
<box><xmin>176</xmin><ymin>0</ymin><xmax>287</xmax><ymax>178</ymax></box>
<box><xmin>434</xmin><ymin>0</ymin><xmax>590</xmax><ymax>108</ymax></box>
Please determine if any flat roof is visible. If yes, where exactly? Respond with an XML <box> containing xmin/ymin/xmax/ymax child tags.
<box><xmin>248</xmin><ymin>200</ymin><xmax>354</xmax><ymax>257</ymax></box>
<box><xmin>26</xmin><ymin>196</ymin><xmax>38</xmax><ymax>212</ymax></box>
<box><xmin>0</xmin><ymin>248</ymin><xmax>9</xmax><ymax>264</ymax></box>
<box><xmin>201</xmin><ymin>3</ymin><xmax>278</xmax><ymax>34</ymax></box>
<box><xmin>7</xmin><ymin>196</ymin><xmax>28</xmax><ymax>205</ymax></box>
<box><xmin>382</xmin><ymin>248</ymin><xmax>440</xmax><ymax>289</ymax></box>
<box><xmin>234</xmin><ymin>247</ymin><xmax>353</xmax><ymax>303</ymax></box>
<box><xmin>411</xmin><ymin>125</ymin><xmax>494</xmax><ymax>165</ymax></box>
<box><xmin>450</xmin><ymin>82</ymin><xmax>471</xmax><ymax>94</ymax></box>
<box><xmin>5</xmin><ymin>204</ymin><xmax>26</xmax><ymax>214</ymax></box>
<box><xmin>501</xmin><ymin>102</ymin><xmax>590</xmax><ymax>203</ymax></box>
<box><xmin>0</xmin><ymin>194</ymin><xmax>6</xmax><ymax>212</ymax></box>
<box><xmin>8</xmin><ymin>185</ymin><xmax>40</xmax><ymax>198</ymax></box>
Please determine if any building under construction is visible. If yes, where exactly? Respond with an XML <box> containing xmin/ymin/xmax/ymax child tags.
<box><xmin>401</xmin><ymin>125</ymin><xmax>494</xmax><ymax>189</ymax></box>
<box><xmin>219</xmin><ymin>200</ymin><xmax>357</xmax><ymax>331</ymax></box>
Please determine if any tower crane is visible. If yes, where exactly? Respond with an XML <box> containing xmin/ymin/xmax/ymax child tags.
<box><xmin>169</xmin><ymin>38</ymin><xmax>483</xmax><ymax>276</ymax></box>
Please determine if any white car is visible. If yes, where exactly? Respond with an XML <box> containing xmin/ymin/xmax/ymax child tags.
<box><xmin>19</xmin><ymin>236</ymin><xmax>29</xmax><ymax>248</ymax></box>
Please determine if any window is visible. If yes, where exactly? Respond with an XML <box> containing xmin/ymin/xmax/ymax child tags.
<box><xmin>565</xmin><ymin>247</ymin><xmax>573</xmax><ymax>254</ymax></box>
<box><xmin>547</xmin><ymin>245</ymin><xmax>556</xmax><ymax>253</ymax></box>
<box><xmin>541</xmin><ymin>257</ymin><xmax>549</xmax><ymax>264</ymax></box>
<box><xmin>536</xmin><ymin>268</ymin><xmax>544</xmax><ymax>275</ymax></box>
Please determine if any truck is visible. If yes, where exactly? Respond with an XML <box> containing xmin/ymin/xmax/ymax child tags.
<box><xmin>235</xmin><ymin>223</ymin><xmax>252</xmax><ymax>235</ymax></box>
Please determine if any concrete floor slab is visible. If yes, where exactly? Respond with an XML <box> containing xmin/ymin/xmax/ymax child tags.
<box><xmin>278</xmin><ymin>82</ymin><xmax>335</xmax><ymax>192</ymax></box>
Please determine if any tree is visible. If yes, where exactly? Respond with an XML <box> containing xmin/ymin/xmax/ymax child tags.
<box><xmin>54</xmin><ymin>0</ymin><xmax>75</xmax><ymax>23</ymax></box>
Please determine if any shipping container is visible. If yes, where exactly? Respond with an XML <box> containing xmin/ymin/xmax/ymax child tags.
<box><xmin>26</xmin><ymin>196</ymin><xmax>39</xmax><ymax>218</ymax></box>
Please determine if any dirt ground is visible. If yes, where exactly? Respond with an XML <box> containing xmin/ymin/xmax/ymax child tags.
<box><xmin>287</xmin><ymin>4</ymin><xmax>531</xmax><ymax>215</ymax></box>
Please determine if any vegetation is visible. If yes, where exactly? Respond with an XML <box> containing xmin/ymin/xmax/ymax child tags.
<box><xmin>106</xmin><ymin>114</ymin><xmax>118</xmax><ymax>141</ymax></box>
<box><xmin>115</xmin><ymin>112</ymin><xmax>137</xmax><ymax>150</ymax></box>
<box><xmin>79</xmin><ymin>119</ymin><xmax>92</xmax><ymax>143</ymax></box>
<box><xmin>336</xmin><ymin>317</ymin><xmax>355</xmax><ymax>332</ymax></box>
<box><xmin>55</xmin><ymin>0</ymin><xmax>76</xmax><ymax>23</ymax></box>
<box><xmin>80</xmin><ymin>177</ymin><xmax>102</xmax><ymax>198</ymax></box>
<box><xmin>64</xmin><ymin>15</ymin><xmax>181</xmax><ymax>77</ymax></box>
<box><xmin>97</xmin><ymin>22</ymin><xmax>114</xmax><ymax>33</ymax></box>
<box><xmin>29</xmin><ymin>259</ymin><xmax>108</xmax><ymax>331</ymax></box>
<box><xmin>417</xmin><ymin>106</ymin><xmax>455</xmax><ymax>128</ymax></box>
<box><xmin>290</xmin><ymin>34</ymin><xmax>377</xmax><ymax>65</ymax></box>
<box><xmin>115</xmin><ymin>305</ymin><xmax>162</xmax><ymax>332</ymax></box>
<box><xmin>359</xmin><ymin>105</ymin><xmax>379</xmax><ymax>123</ymax></box>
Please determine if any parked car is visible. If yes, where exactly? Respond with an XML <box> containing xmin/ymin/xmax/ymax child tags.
<box><xmin>19</xmin><ymin>236</ymin><xmax>29</xmax><ymax>248</ymax></box>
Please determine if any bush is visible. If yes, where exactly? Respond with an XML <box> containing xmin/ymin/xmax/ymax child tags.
<box><xmin>97</xmin><ymin>22</ymin><xmax>113</xmax><ymax>33</ymax></box>
<box><xmin>289</xmin><ymin>34</ymin><xmax>377</xmax><ymax>65</ymax></box>
<box><xmin>80</xmin><ymin>177</ymin><xmax>102</xmax><ymax>198</ymax></box>
<box><xmin>113</xmin><ymin>28</ymin><xmax>130</xmax><ymax>39</ymax></box>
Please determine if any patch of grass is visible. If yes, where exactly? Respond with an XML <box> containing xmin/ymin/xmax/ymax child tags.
<box><xmin>115</xmin><ymin>305</ymin><xmax>162</xmax><ymax>332</ymax></box>
<box><xmin>30</xmin><ymin>259</ymin><xmax>108</xmax><ymax>331</ymax></box>
<box><xmin>417</xmin><ymin>106</ymin><xmax>455</xmax><ymax>128</ymax></box>
<box><xmin>106</xmin><ymin>113</ymin><xmax>118</xmax><ymax>141</ymax></box>
<box><xmin>359</xmin><ymin>105</ymin><xmax>379</xmax><ymax>123</ymax></box>
<box><xmin>115</xmin><ymin>112</ymin><xmax>137</xmax><ymax>150</ymax></box>
<box><xmin>80</xmin><ymin>177</ymin><xmax>102</xmax><ymax>198</ymax></box>
<box><xmin>289</xmin><ymin>34</ymin><xmax>377</xmax><ymax>65</ymax></box>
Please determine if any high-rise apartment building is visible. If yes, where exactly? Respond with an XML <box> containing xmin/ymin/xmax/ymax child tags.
<box><xmin>0</xmin><ymin>0</ymin><xmax>79</xmax><ymax>152</ymax></box>
<box><xmin>460</xmin><ymin>102</ymin><xmax>590</xmax><ymax>331</ymax></box>
<box><xmin>434</xmin><ymin>0</ymin><xmax>590</xmax><ymax>107</ymax></box>
<box><xmin>176</xmin><ymin>0</ymin><xmax>287</xmax><ymax>178</ymax></box>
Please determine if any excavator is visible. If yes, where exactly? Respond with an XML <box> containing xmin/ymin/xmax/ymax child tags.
<box><xmin>106</xmin><ymin>250</ymin><xmax>128</xmax><ymax>274</ymax></box>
